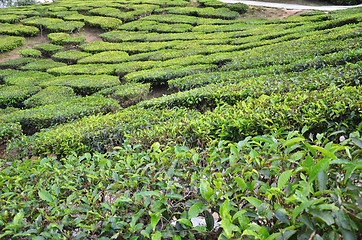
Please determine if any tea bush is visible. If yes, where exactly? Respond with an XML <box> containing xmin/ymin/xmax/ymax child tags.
<box><xmin>0</xmin><ymin>95</ymin><xmax>120</xmax><ymax>134</ymax></box>
<box><xmin>18</xmin><ymin>48</ymin><xmax>42</xmax><ymax>58</ymax></box>
<box><xmin>0</xmin><ymin>85</ymin><xmax>40</xmax><ymax>108</ymax></box>
<box><xmin>21</xmin><ymin>17</ymin><xmax>84</xmax><ymax>32</ymax></box>
<box><xmin>47</xmin><ymin>63</ymin><xmax>119</xmax><ymax>76</ymax></box>
<box><xmin>84</xmin><ymin>16</ymin><xmax>123</xmax><ymax>30</ymax></box>
<box><xmin>35</xmin><ymin>43</ymin><xmax>64</xmax><ymax>56</ymax></box>
<box><xmin>156</xmin><ymin>7</ymin><xmax>240</xmax><ymax>20</ymax></box>
<box><xmin>40</xmin><ymin>74</ymin><xmax>121</xmax><ymax>95</ymax></box>
<box><xmin>0</xmin><ymin>57</ymin><xmax>34</xmax><ymax>69</ymax></box>
<box><xmin>0</xmin><ymin>14</ymin><xmax>24</xmax><ymax>23</ymax></box>
<box><xmin>124</xmin><ymin>64</ymin><xmax>217</xmax><ymax>83</ymax></box>
<box><xmin>79</xmin><ymin>41</ymin><xmax>179</xmax><ymax>54</ymax></box>
<box><xmin>78</xmin><ymin>51</ymin><xmax>129</xmax><ymax>64</ymax></box>
<box><xmin>0</xmin><ymin>122</ymin><xmax>22</xmax><ymax>143</ymax></box>
<box><xmin>23</xmin><ymin>86</ymin><xmax>77</xmax><ymax>108</ymax></box>
<box><xmin>0</xmin><ymin>22</ymin><xmax>39</xmax><ymax>36</ymax></box>
<box><xmin>119</xmin><ymin>20</ymin><xmax>193</xmax><ymax>33</ymax></box>
<box><xmin>51</xmin><ymin>49</ymin><xmax>92</xmax><ymax>64</ymax></box>
<box><xmin>229</xmin><ymin>2</ymin><xmax>249</xmax><ymax>14</ymax></box>
<box><xmin>21</xmin><ymin>59</ymin><xmax>67</xmax><ymax>71</ymax></box>
<box><xmin>47</xmin><ymin>32</ymin><xmax>70</xmax><ymax>44</ymax></box>
<box><xmin>96</xmin><ymin>82</ymin><xmax>151</xmax><ymax>107</ymax></box>
<box><xmin>198</xmin><ymin>0</ymin><xmax>228</xmax><ymax>8</ymax></box>
<box><xmin>0</xmin><ymin>35</ymin><xmax>25</xmax><ymax>53</ymax></box>
<box><xmin>4</xmin><ymin>71</ymin><xmax>53</xmax><ymax>86</ymax></box>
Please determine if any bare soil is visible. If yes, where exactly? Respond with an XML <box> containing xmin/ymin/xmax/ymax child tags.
<box><xmin>242</xmin><ymin>6</ymin><xmax>311</xmax><ymax>19</ymax></box>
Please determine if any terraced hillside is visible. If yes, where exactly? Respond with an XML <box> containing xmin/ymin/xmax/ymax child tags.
<box><xmin>0</xmin><ymin>0</ymin><xmax>361</xmax><ymax>239</ymax></box>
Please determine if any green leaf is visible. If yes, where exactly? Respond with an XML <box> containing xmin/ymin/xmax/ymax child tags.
<box><xmin>177</xmin><ymin>218</ymin><xmax>192</xmax><ymax>228</ymax></box>
<box><xmin>312</xmin><ymin>146</ymin><xmax>337</xmax><ymax>159</ymax></box>
<box><xmin>283</xmin><ymin>137</ymin><xmax>304</xmax><ymax>148</ymax></box>
<box><xmin>242</xmin><ymin>229</ymin><xmax>260</xmax><ymax>239</ymax></box>
<box><xmin>336</xmin><ymin>209</ymin><xmax>352</xmax><ymax>231</ymax></box>
<box><xmin>150</xmin><ymin>212</ymin><xmax>161</xmax><ymax>231</ymax></box>
<box><xmin>221</xmin><ymin>219</ymin><xmax>240</xmax><ymax>238</ymax></box>
<box><xmin>151</xmin><ymin>231</ymin><xmax>162</xmax><ymax>240</ymax></box>
<box><xmin>277</xmin><ymin>170</ymin><xmax>293</xmax><ymax>189</ymax></box>
<box><xmin>204</xmin><ymin>210</ymin><xmax>214</xmax><ymax>231</ymax></box>
<box><xmin>299</xmin><ymin>214</ymin><xmax>314</xmax><ymax>230</ymax></box>
<box><xmin>189</xmin><ymin>203</ymin><xmax>203</xmax><ymax>219</ymax></box>
<box><xmin>317</xmin><ymin>170</ymin><xmax>327</xmax><ymax>193</ymax></box>
<box><xmin>275</xmin><ymin>209</ymin><xmax>290</xmax><ymax>225</ymax></box>
<box><xmin>351</xmin><ymin>137</ymin><xmax>362</xmax><ymax>149</ymax></box>
<box><xmin>310</xmin><ymin>210</ymin><xmax>335</xmax><ymax>225</ymax></box>
<box><xmin>309</xmin><ymin>158</ymin><xmax>330</xmax><ymax>183</ymax></box>
<box><xmin>243</xmin><ymin>197</ymin><xmax>262</xmax><ymax>208</ymax></box>
<box><xmin>38</xmin><ymin>190</ymin><xmax>53</xmax><ymax>203</ymax></box>
<box><xmin>13</xmin><ymin>211</ymin><xmax>24</xmax><ymax>225</ymax></box>
<box><xmin>292</xmin><ymin>201</ymin><xmax>313</xmax><ymax>221</ymax></box>
<box><xmin>233</xmin><ymin>176</ymin><xmax>246</xmax><ymax>192</ymax></box>
<box><xmin>200</xmin><ymin>179</ymin><xmax>213</xmax><ymax>202</ymax></box>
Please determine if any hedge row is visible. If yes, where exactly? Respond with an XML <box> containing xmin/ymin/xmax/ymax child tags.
<box><xmin>23</xmin><ymin>86</ymin><xmax>77</xmax><ymax>108</ymax></box>
<box><xmin>40</xmin><ymin>74</ymin><xmax>120</xmax><ymax>95</ymax></box>
<box><xmin>84</xmin><ymin>16</ymin><xmax>123</xmax><ymax>30</ymax></box>
<box><xmin>21</xmin><ymin>17</ymin><xmax>84</xmax><ymax>33</ymax></box>
<box><xmin>124</xmin><ymin>64</ymin><xmax>217</xmax><ymax>84</ymax></box>
<box><xmin>4</xmin><ymin>71</ymin><xmax>53</xmax><ymax>86</ymax></box>
<box><xmin>0</xmin><ymin>57</ymin><xmax>34</xmax><ymax>69</ymax></box>
<box><xmin>0</xmin><ymin>85</ymin><xmax>40</xmax><ymax>108</ymax></box>
<box><xmin>47</xmin><ymin>63</ymin><xmax>119</xmax><ymax>76</ymax></box>
<box><xmin>78</xmin><ymin>51</ymin><xmax>129</xmax><ymax>64</ymax></box>
<box><xmin>0</xmin><ymin>14</ymin><xmax>24</xmax><ymax>23</ymax></box>
<box><xmin>18</xmin><ymin>48</ymin><xmax>42</xmax><ymax>58</ymax></box>
<box><xmin>96</xmin><ymin>82</ymin><xmax>151</xmax><ymax>107</ymax></box>
<box><xmin>51</xmin><ymin>49</ymin><xmax>92</xmax><ymax>64</ymax></box>
<box><xmin>35</xmin><ymin>43</ymin><xmax>64</xmax><ymax>56</ymax></box>
<box><xmin>0</xmin><ymin>95</ymin><xmax>120</xmax><ymax>134</ymax></box>
<box><xmin>0</xmin><ymin>35</ymin><xmax>25</xmax><ymax>53</ymax></box>
<box><xmin>0</xmin><ymin>23</ymin><xmax>39</xmax><ymax>36</ymax></box>
<box><xmin>20</xmin><ymin>59</ymin><xmax>67</xmax><ymax>71</ymax></box>
<box><xmin>79</xmin><ymin>41</ymin><xmax>179</xmax><ymax>54</ymax></box>
<box><xmin>143</xmin><ymin>63</ymin><xmax>362</xmax><ymax>109</ymax></box>
<box><xmin>8</xmin><ymin>106</ymin><xmax>197</xmax><ymax>156</ymax></box>
<box><xmin>155</xmin><ymin>7</ymin><xmax>240</xmax><ymax>20</ymax></box>
<box><xmin>9</xmin><ymin>85</ymin><xmax>362</xmax><ymax>156</ymax></box>
<box><xmin>140</xmin><ymin>14</ymin><xmax>241</xmax><ymax>25</ymax></box>
<box><xmin>119</xmin><ymin>20</ymin><xmax>194</xmax><ymax>33</ymax></box>
<box><xmin>47</xmin><ymin>32</ymin><xmax>86</xmax><ymax>45</ymax></box>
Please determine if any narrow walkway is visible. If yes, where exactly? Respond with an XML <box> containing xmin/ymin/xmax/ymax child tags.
<box><xmin>219</xmin><ymin>0</ymin><xmax>362</xmax><ymax>11</ymax></box>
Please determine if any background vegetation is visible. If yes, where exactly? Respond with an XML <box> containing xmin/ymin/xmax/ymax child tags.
<box><xmin>0</xmin><ymin>0</ymin><xmax>361</xmax><ymax>239</ymax></box>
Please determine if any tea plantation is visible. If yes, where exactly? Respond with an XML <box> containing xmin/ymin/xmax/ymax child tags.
<box><xmin>0</xmin><ymin>0</ymin><xmax>361</xmax><ymax>239</ymax></box>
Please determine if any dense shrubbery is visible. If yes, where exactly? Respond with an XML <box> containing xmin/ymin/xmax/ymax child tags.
<box><xmin>21</xmin><ymin>59</ymin><xmax>67</xmax><ymax>71</ymax></box>
<box><xmin>84</xmin><ymin>16</ymin><xmax>123</xmax><ymax>30</ymax></box>
<box><xmin>23</xmin><ymin>86</ymin><xmax>77</xmax><ymax>108</ymax></box>
<box><xmin>0</xmin><ymin>23</ymin><xmax>39</xmax><ymax>36</ymax></box>
<box><xmin>0</xmin><ymin>35</ymin><xmax>25</xmax><ymax>53</ymax></box>
<box><xmin>78</xmin><ymin>51</ymin><xmax>129</xmax><ymax>64</ymax></box>
<box><xmin>21</xmin><ymin>17</ymin><xmax>84</xmax><ymax>32</ymax></box>
<box><xmin>96</xmin><ymin>82</ymin><xmax>151</xmax><ymax>107</ymax></box>
<box><xmin>0</xmin><ymin>57</ymin><xmax>34</xmax><ymax>69</ymax></box>
<box><xmin>47</xmin><ymin>32</ymin><xmax>86</xmax><ymax>45</ymax></box>
<box><xmin>51</xmin><ymin>50</ymin><xmax>92</xmax><ymax>64</ymax></box>
<box><xmin>229</xmin><ymin>3</ymin><xmax>249</xmax><ymax>14</ymax></box>
<box><xmin>18</xmin><ymin>48</ymin><xmax>42</xmax><ymax>58</ymax></box>
<box><xmin>4</xmin><ymin>71</ymin><xmax>52</xmax><ymax>86</ymax></box>
<box><xmin>40</xmin><ymin>74</ymin><xmax>121</xmax><ymax>95</ymax></box>
<box><xmin>0</xmin><ymin>85</ymin><xmax>40</xmax><ymax>108</ymax></box>
<box><xmin>0</xmin><ymin>95</ymin><xmax>120</xmax><ymax>134</ymax></box>
<box><xmin>35</xmin><ymin>43</ymin><xmax>64</xmax><ymax>56</ymax></box>
<box><xmin>0</xmin><ymin>1</ymin><xmax>361</xmax><ymax>239</ymax></box>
